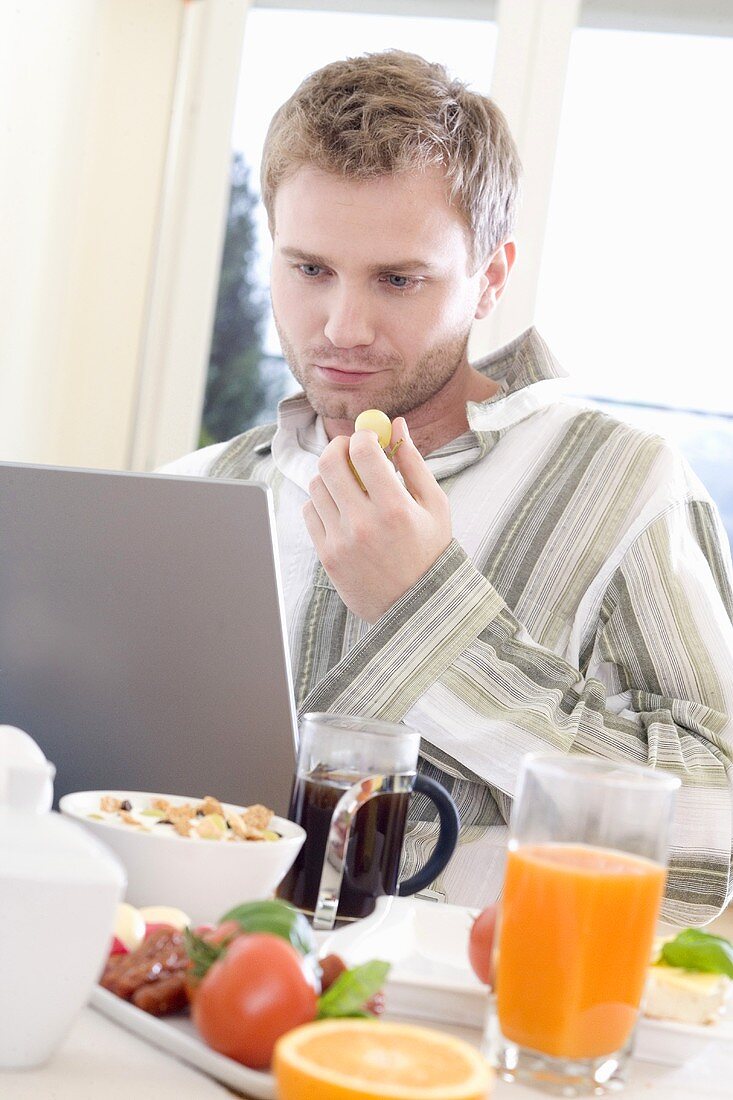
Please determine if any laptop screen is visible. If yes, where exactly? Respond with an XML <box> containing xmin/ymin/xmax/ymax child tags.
<box><xmin>0</xmin><ymin>462</ymin><xmax>298</xmax><ymax>815</ymax></box>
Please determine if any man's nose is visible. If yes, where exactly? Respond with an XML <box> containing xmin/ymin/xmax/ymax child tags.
<box><xmin>323</xmin><ymin>287</ymin><xmax>375</xmax><ymax>348</ymax></box>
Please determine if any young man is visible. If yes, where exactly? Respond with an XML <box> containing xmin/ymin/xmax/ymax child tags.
<box><xmin>164</xmin><ymin>51</ymin><xmax>733</xmax><ymax>923</ymax></box>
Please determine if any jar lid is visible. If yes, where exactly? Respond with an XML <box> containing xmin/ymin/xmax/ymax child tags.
<box><xmin>0</xmin><ymin>725</ymin><xmax>55</xmax><ymax>813</ymax></box>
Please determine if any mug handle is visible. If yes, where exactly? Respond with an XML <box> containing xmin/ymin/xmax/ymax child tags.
<box><xmin>312</xmin><ymin>772</ymin><xmax>414</xmax><ymax>931</ymax></box>
<box><xmin>398</xmin><ymin>774</ymin><xmax>460</xmax><ymax>897</ymax></box>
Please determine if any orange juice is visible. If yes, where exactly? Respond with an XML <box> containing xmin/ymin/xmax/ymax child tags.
<box><xmin>496</xmin><ymin>843</ymin><xmax>666</xmax><ymax>1059</ymax></box>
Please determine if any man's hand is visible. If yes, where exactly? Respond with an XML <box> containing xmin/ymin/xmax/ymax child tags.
<box><xmin>303</xmin><ymin>418</ymin><xmax>452</xmax><ymax>623</ymax></box>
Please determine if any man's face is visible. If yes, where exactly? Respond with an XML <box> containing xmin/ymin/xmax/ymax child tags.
<box><xmin>270</xmin><ymin>167</ymin><xmax>488</xmax><ymax>424</ymax></box>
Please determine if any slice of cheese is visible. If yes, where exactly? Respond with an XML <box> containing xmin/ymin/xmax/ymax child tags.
<box><xmin>643</xmin><ymin>963</ymin><xmax>731</xmax><ymax>1025</ymax></box>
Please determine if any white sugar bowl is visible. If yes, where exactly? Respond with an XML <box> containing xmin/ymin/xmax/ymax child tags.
<box><xmin>0</xmin><ymin>726</ymin><xmax>126</xmax><ymax>1069</ymax></box>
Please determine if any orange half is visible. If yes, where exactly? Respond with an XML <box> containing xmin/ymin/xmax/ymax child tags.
<box><xmin>273</xmin><ymin>1019</ymin><xmax>493</xmax><ymax>1100</ymax></box>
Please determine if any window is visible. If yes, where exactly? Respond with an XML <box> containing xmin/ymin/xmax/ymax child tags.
<box><xmin>200</xmin><ymin>4</ymin><xmax>497</xmax><ymax>446</ymax></box>
<box><xmin>535</xmin><ymin>16</ymin><xmax>733</xmax><ymax>545</ymax></box>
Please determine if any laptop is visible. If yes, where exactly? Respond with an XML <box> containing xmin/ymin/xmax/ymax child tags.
<box><xmin>0</xmin><ymin>462</ymin><xmax>299</xmax><ymax>815</ymax></box>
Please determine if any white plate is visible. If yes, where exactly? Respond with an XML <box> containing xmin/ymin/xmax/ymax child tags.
<box><xmin>90</xmin><ymin>987</ymin><xmax>276</xmax><ymax>1099</ymax></box>
<box><xmin>635</xmin><ymin>1014</ymin><xmax>733</xmax><ymax>1066</ymax></box>
<box><xmin>321</xmin><ymin>895</ymin><xmax>733</xmax><ymax>1067</ymax></box>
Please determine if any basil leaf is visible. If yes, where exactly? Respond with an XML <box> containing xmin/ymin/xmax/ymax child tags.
<box><xmin>184</xmin><ymin>928</ymin><xmax>226</xmax><ymax>980</ymax></box>
<box><xmin>661</xmin><ymin>929</ymin><xmax>733</xmax><ymax>978</ymax></box>
<box><xmin>317</xmin><ymin>960</ymin><xmax>390</xmax><ymax>1019</ymax></box>
<box><xmin>220</xmin><ymin>899</ymin><xmax>316</xmax><ymax>957</ymax></box>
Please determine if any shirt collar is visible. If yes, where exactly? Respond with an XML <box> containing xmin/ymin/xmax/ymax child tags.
<box><xmin>270</xmin><ymin>327</ymin><xmax>569</xmax><ymax>489</ymax></box>
<box><xmin>468</xmin><ymin>326</ymin><xmax>569</xmax><ymax>429</ymax></box>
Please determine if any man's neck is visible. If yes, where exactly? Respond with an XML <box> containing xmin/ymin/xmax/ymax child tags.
<box><xmin>323</xmin><ymin>366</ymin><xmax>500</xmax><ymax>457</ymax></box>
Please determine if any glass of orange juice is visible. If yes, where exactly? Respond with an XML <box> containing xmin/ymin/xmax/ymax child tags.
<box><xmin>485</xmin><ymin>753</ymin><xmax>679</xmax><ymax>1095</ymax></box>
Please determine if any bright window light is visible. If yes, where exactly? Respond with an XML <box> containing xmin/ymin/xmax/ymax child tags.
<box><xmin>535</xmin><ymin>28</ymin><xmax>733</xmax><ymax>415</ymax></box>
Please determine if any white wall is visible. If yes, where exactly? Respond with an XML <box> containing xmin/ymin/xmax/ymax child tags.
<box><xmin>0</xmin><ymin>0</ymin><xmax>183</xmax><ymax>469</ymax></box>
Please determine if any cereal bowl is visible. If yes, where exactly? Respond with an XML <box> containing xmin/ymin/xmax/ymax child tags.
<box><xmin>59</xmin><ymin>790</ymin><xmax>305</xmax><ymax>924</ymax></box>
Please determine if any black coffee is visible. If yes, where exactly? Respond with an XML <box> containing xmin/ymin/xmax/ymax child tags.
<box><xmin>277</xmin><ymin>772</ymin><xmax>411</xmax><ymax>920</ymax></box>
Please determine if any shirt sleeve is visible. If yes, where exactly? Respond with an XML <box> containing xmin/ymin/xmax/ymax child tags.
<box><xmin>299</xmin><ymin>498</ymin><xmax>733</xmax><ymax>925</ymax></box>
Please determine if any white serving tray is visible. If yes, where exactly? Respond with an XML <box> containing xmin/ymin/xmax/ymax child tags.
<box><xmin>321</xmin><ymin>896</ymin><xmax>733</xmax><ymax>1068</ymax></box>
<box><xmin>90</xmin><ymin>986</ymin><xmax>276</xmax><ymax>1099</ymax></box>
<box><xmin>91</xmin><ymin>896</ymin><xmax>733</xmax><ymax>1094</ymax></box>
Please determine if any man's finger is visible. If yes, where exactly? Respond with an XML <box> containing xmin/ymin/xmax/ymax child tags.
<box><xmin>302</xmin><ymin>499</ymin><xmax>326</xmax><ymax>549</ymax></box>
<box><xmin>318</xmin><ymin>435</ymin><xmax>368</xmax><ymax>509</ymax></box>
<box><xmin>347</xmin><ymin>428</ymin><xmax>404</xmax><ymax>505</ymax></box>
<box><xmin>308</xmin><ymin>474</ymin><xmax>340</xmax><ymax>529</ymax></box>
<box><xmin>390</xmin><ymin>418</ymin><xmax>441</xmax><ymax>506</ymax></box>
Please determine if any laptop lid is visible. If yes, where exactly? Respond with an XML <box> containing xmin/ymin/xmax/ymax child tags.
<box><xmin>0</xmin><ymin>462</ymin><xmax>299</xmax><ymax>815</ymax></box>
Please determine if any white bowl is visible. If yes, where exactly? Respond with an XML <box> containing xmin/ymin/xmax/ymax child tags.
<box><xmin>59</xmin><ymin>790</ymin><xmax>305</xmax><ymax>925</ymax></box>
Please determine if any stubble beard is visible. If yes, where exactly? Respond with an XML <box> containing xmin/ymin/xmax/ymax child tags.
<box><xmin>274</xmin><ymin>314</ymin><xmax>472</xmax><ymax>422</ymax></box>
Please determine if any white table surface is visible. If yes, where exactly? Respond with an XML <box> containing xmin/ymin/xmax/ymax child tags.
<box><xmin>3</xmin><ymin>1003</ymin><xmax>733</xmax><ymax>1100</ymax></box>
<box><xmin>1</xmin><ymin>1008</ymin><xmax>234</xmax><ymax>1100</ymax></box>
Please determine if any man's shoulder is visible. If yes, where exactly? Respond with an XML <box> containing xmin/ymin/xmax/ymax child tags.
<box><xmin>558</xmin><ymin>397</ymin><xmax>670</xmax><ymax>450</ymax></box>
<box><xmin>158</xmin><ymin>422</ymin><xmax>277</xmax><ymax>479</ymax></box>
<box><xmin>207</xmin><ymin>422</ymin><xmax>278</xmax><ymax>478</ymax></box>
<box><xmin>554</xmin><ymin>398</ymin><xmax>703</xmax><ymax>497</ymax></box>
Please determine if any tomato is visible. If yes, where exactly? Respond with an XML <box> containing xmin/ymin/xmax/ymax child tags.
<box><xmin>192</xmin><ymin>923</ymin><xmax>215</xmax><ymax>937</ymax></box>
<box><xmin>318</xmin><ymin>953</ymin><xmax>384</xmax><ymax>1015</ymax></box>
<box><xmin>143</xmin><ymin>922</ymin><xmax>175</xmax><ymax>939</ymax></box>
<box><xmin>201</xmin><ymin>919</ymin><xmax>241</xmax><ymax>947</ymax></box>
<box><xmin>184</xmin><ymin>965</ymin><xmax>199</xmax><ymax>1007</ymax></box>
<box><xmin>468</xmin><ymin>904</ymin><xmax>497</xmax><ymax>987</ymax></box>
<box><xmin>319</xmin><ymin>953</ymin><xmax>347</xmax><ymax>991</ymax></box>
<box><xmin>192</xmin><ymin>933</ymin><xmax>318</xmax><ymax>1068</ymax></box>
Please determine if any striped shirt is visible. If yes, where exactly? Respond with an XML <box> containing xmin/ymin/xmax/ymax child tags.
<box><xmin>162</xmin><ymin>328</ymin><xmax>733</xmax><ymax>925</ymax></box>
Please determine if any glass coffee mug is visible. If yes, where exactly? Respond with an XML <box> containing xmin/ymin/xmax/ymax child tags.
<box><xmin>485</xmin><ymin>753</ymin><xmax>679</xmax><ymax>1095</ymax></box>
<box><xmin>276</xmin><ymin>713</ymin><xmax>459</xmax><ymax>930</ymax></box>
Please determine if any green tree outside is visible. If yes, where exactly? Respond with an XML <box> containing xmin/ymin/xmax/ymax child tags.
<box><xmin>200</xmin><ymin>154</ymin><xmax>268</xmax><ymax>447</ymax></box>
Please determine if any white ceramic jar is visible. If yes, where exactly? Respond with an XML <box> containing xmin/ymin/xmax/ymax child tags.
<box><xmin>0</xmin><ymin>726</ymin><xmax>126</xmax><ymax>1069</ymax></box>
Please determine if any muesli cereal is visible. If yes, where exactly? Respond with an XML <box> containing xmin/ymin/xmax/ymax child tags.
<box><xmin>195</xmin><ymin>813</ymin><xmax>226</xmax><ymax>840</ymax></box>
<box><xmin>225</xmin><ymin>811</ymin><xmax>250</xmax><ymax>840</ymax></box>
<box><xmin>242</xmin><ymin>804</ymin><xmax>274</xmax><ymax>831</ymax></box>
<box><xmin>199</xmin><ymin>795</ymin><xmax>224</xmax><ymax>817</ymax></box>
<box><xmin>92</xmin><ymin>794</ymin><xmax>279</xmax><ymax>843</ymax></box>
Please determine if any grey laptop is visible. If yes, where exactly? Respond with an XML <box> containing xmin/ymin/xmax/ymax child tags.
<box><xmin>0</xmin><ymin>462</ymin><xmax>299</xmax><ymax>815</ymax></box>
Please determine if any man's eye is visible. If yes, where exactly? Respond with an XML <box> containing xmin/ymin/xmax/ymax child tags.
<box><xmin>382</xmin><ymin>274</ymin><xmax>420</xmax><ymax>291</ymax></box>
<box><xmin>299</xmin><ymin>264</ymin><xmax>323</xmax><ymax>277</ymax></box>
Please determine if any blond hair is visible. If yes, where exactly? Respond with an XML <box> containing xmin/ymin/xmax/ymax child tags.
<box><xmin>261</xmin><ymin>50</ymin><xmax>521</xmax><ymax>268</ymax></box>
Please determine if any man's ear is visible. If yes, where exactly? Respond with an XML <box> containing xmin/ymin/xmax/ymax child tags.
<box><xmin>475</xmin><ymin>241</ymin><xmax>516</xmax><ymax>320</ymax></box>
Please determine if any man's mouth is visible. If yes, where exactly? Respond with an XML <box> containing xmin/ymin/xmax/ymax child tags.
<box><xmin>315</xmin><ymin>365</ymin><xmax>381</xmax><ymax>384</ymax></box>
